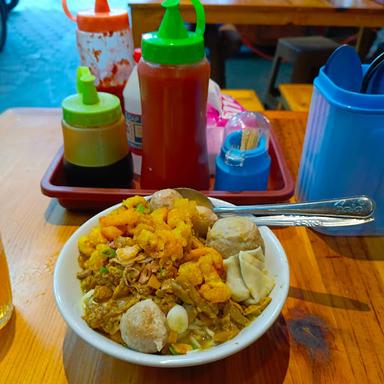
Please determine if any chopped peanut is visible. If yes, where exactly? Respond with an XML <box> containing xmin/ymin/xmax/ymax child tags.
<box><xmin>167</xmin><ymin>330</ymin><xmax>178</xmax><ymax>344</ymax></box>
<box><xmin>147</xmin><ymin>274</ymin><xmax>161</xmax><ymax>290</ymax></box>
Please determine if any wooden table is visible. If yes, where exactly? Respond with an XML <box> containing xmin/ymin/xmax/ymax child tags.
<box><xmin>128</xmin><ymin>0</ymin><xmax>384</xmax><ymax>48</ymax></box>
<box><xmin>129</xmin><ymin>0</ymin><xmax>383</xmax><ymax>86</ymax></box>
<box><xmin>1</xmin><ymin>108</ymin><xmax>384</xmax><ymax>383</ymax></box>
<box><xmin>222</xmin><ymin>89</ymin><xmax>265</xmax><ymax>111</ymax></box>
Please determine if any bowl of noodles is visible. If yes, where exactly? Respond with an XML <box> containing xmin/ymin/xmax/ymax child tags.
<box><xmin>53</xmin><ymin>191</ymin><xmax>289</xmax><ymax>367</ymax></box>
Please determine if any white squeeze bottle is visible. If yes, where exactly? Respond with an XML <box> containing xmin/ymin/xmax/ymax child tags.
<box><xmin>124</xmin><ymin>49</ymin><xmax>143</xmax><ymax>175</ymax></box>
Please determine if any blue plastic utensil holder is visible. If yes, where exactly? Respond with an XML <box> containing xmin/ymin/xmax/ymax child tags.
<box><xmin>297</xmin><ymin>65</ymin><xmax>384</xmax><ymax>236</ymax></box>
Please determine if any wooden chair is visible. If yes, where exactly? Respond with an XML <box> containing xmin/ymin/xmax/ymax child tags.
<box><xmin>266</xmin><ymin>36</ymin><xmax>338</xmax><ymax>106</ymax></box>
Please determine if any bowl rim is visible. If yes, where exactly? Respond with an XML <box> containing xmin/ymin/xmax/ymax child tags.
<box><xmin>53</xmin><ymin>197</ymin><xmax>290</xmax><ymax>367</ymax></box>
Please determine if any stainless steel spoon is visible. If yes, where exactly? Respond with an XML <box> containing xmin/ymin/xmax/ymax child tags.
<box><xmin>175</xmin><ymin>188</ymin><xmax>375</xmax><ymax>224</ymax></box>
<box><xmin>249</xmin><ymin>215</ymin><xmax>374</xmax><ymax>228</ymax></box>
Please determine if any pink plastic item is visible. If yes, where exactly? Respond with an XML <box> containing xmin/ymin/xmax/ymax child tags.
<box><xmin>207</xmin><ymin>93</ymin><xmax>245</xmax><ymax>174</ymax></box>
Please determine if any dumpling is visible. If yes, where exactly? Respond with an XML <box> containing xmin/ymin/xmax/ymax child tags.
<box><xmin>239</xmin><ymin>247</ymin><xmax>274</xmax><ymax>304</ymax></box>
<box><xmin>224</xmin><ymin>255</ymin><xmax>250</xmax><ymax>302</ymax></box>
<box><xmin>240</xmin><ymin>247</ymin><xmax>265</xmax><ymax>270</ymax></box>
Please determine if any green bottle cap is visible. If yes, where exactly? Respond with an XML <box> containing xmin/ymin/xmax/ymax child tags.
<box><xmin>141</xmin><ymin>0</ymin><xmax>206</xmax><ymax>65</ymax></box>
<box><xmin>62</xmin><ymin>67</ymin><xmax>122</xmax><ymax>127</ymax></box>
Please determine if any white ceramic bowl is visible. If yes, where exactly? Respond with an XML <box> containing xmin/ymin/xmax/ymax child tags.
<box><xmin>53</xmin><ymin>197</ymin><xmax>289</xmax><ymax>367</ymax></box>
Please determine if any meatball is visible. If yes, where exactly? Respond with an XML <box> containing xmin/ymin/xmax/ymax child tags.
<box><xmin>192</xmin><ymin>205</ymin><xmax>218</xmax><ymax>237</ymax></box>
<box><xmin>119</xmin><ymin>299</ymin><xmax>168</xmax><ymax>353</ymax></box>
<box><xmin>149</xmin><ymin>189</ymin><xmax>182</xmax><ymax>211</ymax></box>
<box><xmin>206</xmin><ymin>216</ymin><xmax>264</xmax><ymax>259</ymax></box>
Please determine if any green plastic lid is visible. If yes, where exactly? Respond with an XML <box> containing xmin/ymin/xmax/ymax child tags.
<box><xmin>141</xmin><ymin>0</ymin><xmax>206</xmax><ymax>65</ymax></box>
<box><xmin>62</xmin><ymin>67</ymin><xmax>122</xmax><ymax>127</ymax></box>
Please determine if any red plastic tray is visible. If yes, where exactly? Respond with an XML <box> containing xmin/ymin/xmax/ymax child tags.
<box><xmin>41</xmin><ymin>128</ymin><xmax>294</xmax><ymax>211</ymax></box>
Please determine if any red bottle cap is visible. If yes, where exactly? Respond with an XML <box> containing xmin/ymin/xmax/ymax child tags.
<box><xmin>133</xmin><ymin>48</ymin><xmax>142</xmax><ymax>63</ymax></box>
<box><xmin>62</xmin><ymin>0</ymin><xmax>129</xmax><ymax>33</ymax></box>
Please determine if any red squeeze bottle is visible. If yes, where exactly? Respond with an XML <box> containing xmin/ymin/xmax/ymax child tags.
<box><xmin>62</xmin><ymin>0</ymin><xmax>134</xmax><ymax>110</ymax></box>
<box><xmin>138</xmin><ymin>0</ymin><xmax>210</xmax><ymax>190</ymax></box>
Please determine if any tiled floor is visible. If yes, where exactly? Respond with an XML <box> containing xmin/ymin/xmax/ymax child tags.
<box><xmin>0</xmin><ymin>0</ymin><xmax>290</xmax><ymax>112</ymax></box>
<box><xmin>226</xmin><ymin>51</ymin><xmax>291</xmax><ymax>105</ymax></box>
<box><xmin>0</xmin><ymin>0</ymin><xmax>78</xmax><ymax>110</ymax></box>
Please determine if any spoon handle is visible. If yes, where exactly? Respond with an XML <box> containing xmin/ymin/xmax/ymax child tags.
<box><xmin>360</xmin><ymin>51</ymin><xmax>384</xmax><ymax>93</ymax></box>
<box><xmin>213</xmin><ymin>196</ymin><xmax>374</xmax><ymax>218</ymax></box>
<box><xmin>249</xmin><ymin>215</ymin><xmax>374</xmax><ymax>228</ymax></box>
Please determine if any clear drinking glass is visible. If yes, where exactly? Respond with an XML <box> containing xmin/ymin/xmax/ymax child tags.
<box><xmin>0</xmin><ymin>234</ymin><xmax>13</xmax><ymax>329</ymax></box>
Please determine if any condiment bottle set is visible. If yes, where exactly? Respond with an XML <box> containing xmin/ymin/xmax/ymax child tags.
<box><xmin>61</xmin><ymin>0</ymin><xmax>271</xmax><ymax>192</ymax></box>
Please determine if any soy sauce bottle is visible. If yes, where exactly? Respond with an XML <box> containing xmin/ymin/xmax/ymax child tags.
<box><xmin>62</xmin><ymin>67</ymin><xmax>133</xmax><ymax>188</ymax></box>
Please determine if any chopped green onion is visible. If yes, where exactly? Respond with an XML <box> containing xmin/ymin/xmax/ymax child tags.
<box><xmin>168</xmin><ymin>345</ymin><xmax>178</xmax><ymax>355</ymax></box>
<box><xmin>168</xmin><ymin>343</ymin><xmax>193</xmax><ymax>354</ymax></box>
<box><xmin>100</xmin><ymin>266</ymin><xmax>109</xmax><ymax>274</ymax></box>
<box><xmin>101</xmin><ymin>247</ymin><xmax>116</xmax><ymax>258</ymax></box>
<box><xmin>157</xmin><ymin>268</ymin><xmax>167</xmax><ymax>278</ymax></box>
<box><xmin>136</xmin><ymin>204</ymin><xmax>146</xmax><ymax>213</ymax></box>
<box><xmin>190</xmin><ymin>336</ymin><xmax>201</xmax><ymax>350</ymax></box>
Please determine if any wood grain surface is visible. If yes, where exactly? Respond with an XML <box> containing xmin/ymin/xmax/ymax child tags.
<box><xmin>0</xmin><ymin>108</ymin><xmax>383</xmax><ymax>383</ymax></box>
<box><xmin>278</xmin><ymin>84</ymin><xmax>313</xmax><ymax>111</ymax></box>
<box><xmin>128</xmin><ymin>0</ymin><xmax>384</xmax><ymax>47</ymax></box>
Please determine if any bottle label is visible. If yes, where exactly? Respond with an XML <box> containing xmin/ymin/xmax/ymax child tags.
<box><xmin>125</xmin><ymin>111</ymin><xmax>142</xmax><ymax>155</ymax></box>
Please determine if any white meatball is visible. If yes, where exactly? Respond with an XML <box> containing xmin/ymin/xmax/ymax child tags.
<box><xmin>192</xmin><ymin>205</ymin><xmax>218</xmax><ymax>237</ymax></box>
<box><xmin>149</xmin><ymin>189</ymin><xmax>182</xmax><ymax>211</ymax></box>
<box><xmin>119</xmin><ymin>299</ymin><xmax>168</xmax><ymax>353</ymax></box>
<box><xmin>206</xmin><ymin>216</ymin><xmax>264</xmax><ymax>259</ymax></box>
<box><xmin>166</xmin><ymin>305</ymin><xmax>188</xmax><ymax>334</ymax></box>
